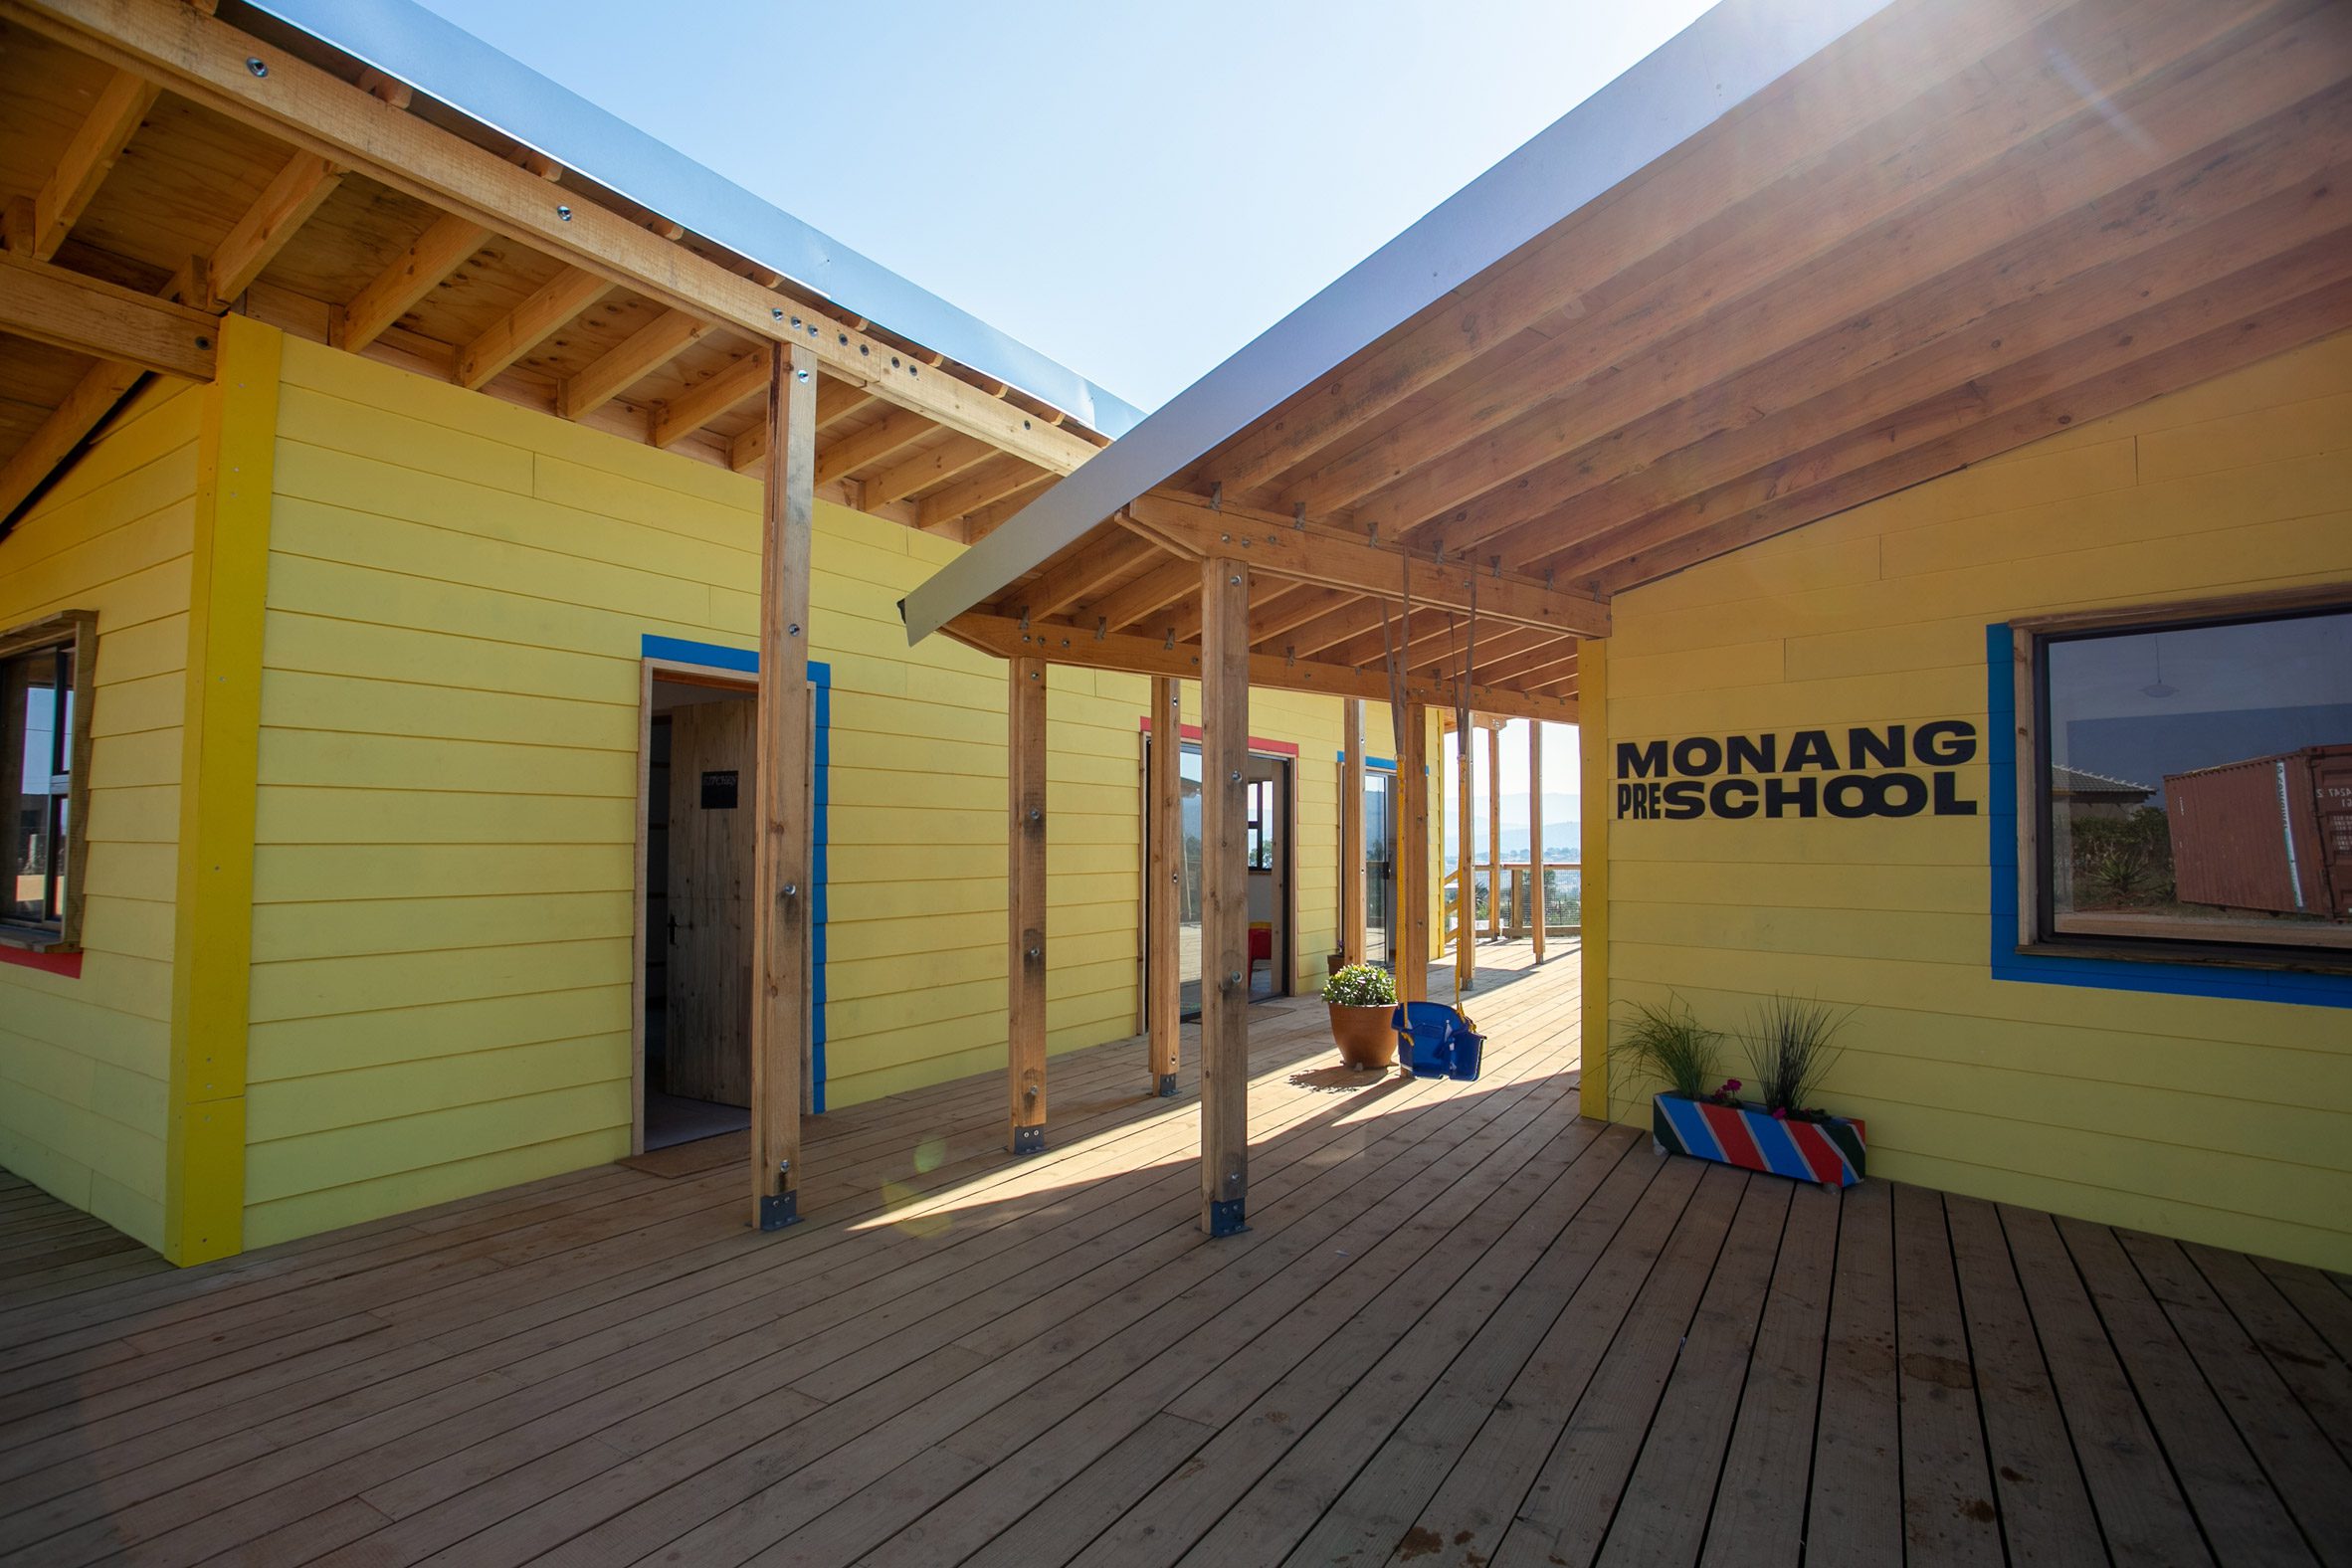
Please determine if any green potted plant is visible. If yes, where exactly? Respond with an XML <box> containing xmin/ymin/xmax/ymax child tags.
<box><xmin>1632</xmin><ymin>994</ymin><xmax>1867</xmax><ymax>1187</ymax></box>
<box><xmin>1321</xmin><ymin>962</ymin><xmax>1399</xmax><ymax>1069</ymax></box>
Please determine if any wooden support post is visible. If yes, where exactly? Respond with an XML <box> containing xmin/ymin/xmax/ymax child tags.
<box><xmin>1486</xmin><ymin>724</ymin><xmax>1502</xmax><ymax>940</ymax></box>
<box><xmin>1008</xmin><ymin>656</ymin><xmax>1050</xmax><ymax>1152</ymax></box>
<box><xmin>1398</xmin><ymin>705</ymin><xmax>1431</xmax><ymax>1005</ymax></box>
<box><xmin>750</xmin><ymin>342</ymin><xmax>817</xmax><ymax>1232</ymax></box>
<box><xmin>1455</xmin><ymin>718</ymin><xmax>1475</xmax><ymax>995</ymax></box>
<box><xmin>1146</xmin><ymin>676</ymin><xmax>1182</xmax><ymax>1096</ymax></box>
<box><xmin>1338</xmin><ymin>699</ymin><xmax>1366</xmax><ymax>967</ymax></box>
<box><xmin>1199</xmin><ymin>556</ymin><xmax>1250</xmax><ymax>1237</ymax></box>
<box><xmin>1529</xmin><ymin>720</ymin><xmax>1547</xmax><ymax>961</ymax></box>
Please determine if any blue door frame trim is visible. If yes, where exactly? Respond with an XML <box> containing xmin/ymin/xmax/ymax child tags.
<box><xmin>1985</xmin><ymin>623</ymin><xmax>2349</xmax><ymax>1009</ymax></box>
<box><xmin>643</xmin><ymin>634</ymin><xmax>835</xmax><ymax>1106</ymax></box>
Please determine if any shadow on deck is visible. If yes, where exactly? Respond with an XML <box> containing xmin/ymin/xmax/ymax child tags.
<box><xmin>1</xmin><ymin>941</ymin><xmax>2347</xmax><ymax>1566</ymax></box>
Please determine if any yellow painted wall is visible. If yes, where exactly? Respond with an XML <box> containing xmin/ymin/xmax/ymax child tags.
<box><xmin>0</xmin><ymin>380</ymin><xmax>200</xmax><ymax>1251</ymax></box>
<box><xmin>1588</xmin><ymin>329</ymin><xmax>2352</xmax><ymax>1270</ymax></box>
<box><xmin>240</xmin><ymin>334</ymin><xmax>1382</xmax><ymax>1246</ymax></box>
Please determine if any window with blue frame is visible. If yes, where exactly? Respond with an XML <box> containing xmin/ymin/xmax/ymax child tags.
<box><xmin>2018</xmin><ymin>595</ymin><xmax>2352</xmax><ymax>967</ymax></box>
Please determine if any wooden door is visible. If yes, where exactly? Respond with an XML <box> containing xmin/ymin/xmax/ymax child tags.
<box><xmin>666</xmin><ymin>697</ymin><xmax>755</xmax><ymax>1106</ymax></box>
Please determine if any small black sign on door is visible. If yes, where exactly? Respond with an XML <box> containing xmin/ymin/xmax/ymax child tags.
<box><xmin>700</xmin><ymin>769</ymin><xmax>738</xmax><ymax>809</ymax></box>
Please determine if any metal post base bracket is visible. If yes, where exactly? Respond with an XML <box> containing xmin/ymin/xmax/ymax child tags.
<box><xmin>1207</xmin><ymin>1198</ymin><xmax>1249</xmax><ymax>1238</ymax></box>
<box><xmin>1011</xmin><ymin>1123</ymin><xmax>1045</xmax><ymax>1156</ymax></box>
<box><xmin>758</xmin><ymin>1192</ymin><xmax>800</xmax><ymax>1231</ymax></box>
<box><xmin>1156</xmin><ymin>1074</ymin><xmax>1179</xmax><ymax>1098</ymax></box>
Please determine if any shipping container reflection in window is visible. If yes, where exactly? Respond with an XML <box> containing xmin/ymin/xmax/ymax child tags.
<box><xmin>2040</xmin><ymin>607</ymin><xmax>2352</xmax><ymax>954</ymax></box>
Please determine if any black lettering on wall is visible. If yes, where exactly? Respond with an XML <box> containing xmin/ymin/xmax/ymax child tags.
<box><xmin>1618</xmin><ymin>740</ymin><xmax>1669</xmax><ymax>778</ymax></box>
<box><xmin>1848</xmin><ymin>725</ymin><xmax>1905</xmax><ymax>769</ymax></box>
<box><xmin>1914</xmin><ymin>719</ymin><xmax>1978</xmax><ymax>766</ymax></box>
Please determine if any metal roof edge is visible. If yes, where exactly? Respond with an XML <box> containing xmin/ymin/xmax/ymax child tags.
<box><xmin>898</xmin><ymin>0</ymin><xmax>1896</xmax><ymax>646</ymax></box>
<box><xmin>230</xmin><ymin>0</ymin><xmax>1143</xmax><ymax>438</ymax></box>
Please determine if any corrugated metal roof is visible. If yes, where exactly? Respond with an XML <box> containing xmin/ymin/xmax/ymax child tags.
<box><xmin>233</xmin><ymin>0</ymin><xmax>1142</xmax><ymax>439</ymax></box>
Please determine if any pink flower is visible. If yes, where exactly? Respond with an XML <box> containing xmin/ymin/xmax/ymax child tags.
<box><xmin>1769</xmin><ymin>1106</ymin><xmax>1788</xmax><ymax>1121</ymax></box>
<box><xmin>1720</xmin><ymin>1078</ymin><xmax>1741</xmax><ymax>1093</ymax></box>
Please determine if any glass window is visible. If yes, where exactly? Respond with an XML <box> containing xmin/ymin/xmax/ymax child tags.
<box><xmin>2035</xmin><ymin>604</ymin><xmax>2352</xmax><ymax>956</ymax></box>
<box><xmin>3</xmin><ymin>631</ymin><xmax>80</xmax><ymax>937</ymax></box>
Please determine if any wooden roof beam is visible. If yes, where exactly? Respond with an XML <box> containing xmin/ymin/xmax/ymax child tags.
<box><xmin>1518</xmin><ymin>181</ymin><xmax>2352</xmax><ymax>582</ymax></box>
<box><xmin>1245</xmin><ymin>585</ymin><xmax>1356</xmax><ymax>651</ymax></box>
<box><xmin>559</xmin><ymin>305</ymin><xmax>710</xmax><ymax>420</ymax></box>
<box><xmin>0</xmin><ymin>249</ymin><xmax>217</xmax><ymax>377</ymax></box>
<box><xmin>1586</xmin><ymin>266</ymin><xmax>2352</xmax><ymax>596</ymax></box>
<box><xmin>0</xmin><ymin>358</ymin><xmax>143</xmax><ymax>519</ymax></box>
<box><xmin>1185</xmin><ymin>0</ymin><xmax>2128</xmax><ymax>500</ymax></box>
<box><xmin>331</xmin><ymin>210</ymin><xmax>490</xmax><ymax>351</ymax></box>
<box><xmin>915</xmin><ymin>454</ymin><xmax>1048</xmax><ymax>532</ymax></box>
<box><xmin>7</xmin><ymin>0</ymin><xmax>1101</xmax><ymax>473</ymax></box>
<box><xmin>652</xmin><ymin>341</ymin><xmax>769</xmax><ymax>449</ymax></box>
<box><xmin>998</xmin><ymin>529</ymin><xmax>1151</xmax><ymax>622</ymax></box>
<box><xmin>1123</xmin><ymin>490</ymin><xmax>1609</xmax><ymax>637</ymax></box>
<box><xmin>455</xmin><ymin>263</ymin><xmax>614</xmax><ymax>388</ymax></box>
<box><xmin>1476</xmin><ymin>638</ymin><xmax>1578</xmax><ymax>687</ymax></box>
<box><xmin>866</xmin><ymin>432</ymin><xmax>994</xmax><ymax>509</ymax></box>
<box><xmin>206</xmin><ymin>149</ymin><xmax>344</xmax><ymax>309</ymax></box>
<box><xmin>1279</xmin><ymin>0</ymin><xmax>2279</xmax><ymax>520</ymax></box>
<box><xmin>728</xmin><ymin>376</ymin><xmax>873</xmax><ymax>472</ymax></box>
<box><xmin>947</xmin><ymin>611</ymin><xmax>1575</xmax><ymax>723</ymax></box>
<box><xmin>814</xmin><ymin>405</ymin><xmax>936</xmax><ymax>488</ymax></box>
<box><xmin>20</xmin><ymin>68</ymin><xmax>158</xmax><ymax>261</ymax></box>
<box><xmin>1081</xmin><ymin>556</ymin><xmax>1196</xmax><ymax>634</ymax></box>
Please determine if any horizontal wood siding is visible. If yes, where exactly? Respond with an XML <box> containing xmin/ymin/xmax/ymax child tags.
<box><xmin>245</xmin><ymin>338</ymin><xmax>1362</xmax><ymax>1246</ymax></box>
<box><xmin>1597</xmin><ymin>330</ymin><xmax>2352</xmax><ymax>1270</ymax></box>
<box><xmin>0</xmin><ymin>381</ymin><xmax>199</xmax><ymax>1250</ymax></box>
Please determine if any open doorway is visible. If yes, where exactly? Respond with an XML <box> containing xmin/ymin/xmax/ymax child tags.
<box><xmin>641</xmin><ymin>677</ymin><xmax>757</xmax><ymax>1150</ymax></box>
<box><xmin>1146</xmin><ymin>727</ymin><xmax>1295</xmax><ymax>1019</ymax></box>
<box><xmin>1363</xmin><ymin>761</ymin><xmax>1398</xmax><ymax>968</ymax></box>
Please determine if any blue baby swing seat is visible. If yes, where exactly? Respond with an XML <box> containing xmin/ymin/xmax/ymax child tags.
<box><xmin>1390</xmin><ymin>1002</ymin><xmax>1485</xmax><ymax>1081</ymax></box>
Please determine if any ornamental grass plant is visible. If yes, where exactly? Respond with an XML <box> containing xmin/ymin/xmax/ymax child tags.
<box><xmin>1617</xmin><ymin>996</ymin><xmax>1721</xmax><ymax>1101</ymax></box>
<box><xmin>1744</xmin><ymin>994</ymin><xmax>1850</xmax><ymax>1120</ymax></box>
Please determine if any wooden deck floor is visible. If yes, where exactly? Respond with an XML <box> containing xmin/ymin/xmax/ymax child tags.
<box><xmin>4</xmin><ymin>942</ymin><xmax>2350</xmax><ymax>1567</ymax></box>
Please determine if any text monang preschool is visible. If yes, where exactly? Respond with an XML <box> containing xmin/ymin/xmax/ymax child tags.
<box><xmin>1615</xmin><ymin>721</ymin><xmax>1980</xmax><ymax>821</ymax></box>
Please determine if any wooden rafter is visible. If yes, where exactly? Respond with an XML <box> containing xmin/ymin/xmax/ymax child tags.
<box><xmin>1586</xmin><ymin>269</ymin><xmax>2352</xmax><ymax>596</ymax></box>
<box><xmin>1474</xmin><ymin>635</ymin><xmax>1578</xmax><ymax>688</ymax></box>
<box><xmin>996</xmin><ymin>530</ymin><xmax>1154</xmax><ymax>622</ymax></box>
<box><xmin>559</xmin><ymin>306</ymin><xmax>710</xmax><ymax>421</ymax></box>
<box><xmin>728</xmin><ymin>377</ymin><xmax>872</xmax><ymax>473</ymax></box>
<box><xmin>5</xmin><ymin>0</ymin><xmax>1102</xmax><ymax>475</ymax></box>
<box><xmin>915</xmin><ymin>455</ymin><xmax>1048</xmax><ymax>532</ymax></box>
<box><xmin>24</xmin><ymin>68</ymin><xmax>158</xmax><ymax>261</ymax></box>
<box><xmin>814</xmin><ymin>406</ymin><xmax>935</xmax><ymax>488</ymax></box>
<box><xmin>948</xmin><ymin>611</ymin><xmax>1575</xmax><ymax>722</ymax></box>
<box><xmin>652</xmin><ymin>341</ymin><xmax>769</xmax><ymax>450</ymax></box>
<box><xmin>1081</xmin><ymin>556</ymin><xmax>1196</xmax><ymax>634</ymax></box>
<box><xmin>1244</xmin><ymin>585</ymin><xmax>1356</xmax><ymax>651</ymax></box>
<box><xmin>1122</xmin><ymin>491</ymin><xmax>1610</xmax><ymax>638</ymax></box>
<box><xmin>331</xmin><ymin>211</ymin><xmax>489</xmax><ymax>352</ymax></box>
<box><xmin>865</xmin><ymin>432</ymin><xmax>993</xmax><ymax>509</ymax></box>
<box><xmin>1378</xmin><ymin>50</ymin><xmax>2352</xmax><ymax>562</ymax></box>
<box><xmin>207</xmin><ymin>149</ymin><xmax>344</xmax><ymax>309</ymax></box>
<box><xmin>455</xmin><ymin>263</ymin><xmax>614</xmax><ymax>388</ymax></box>
<box><xmin>1278</xmin><ymin>0</ymin><xmax>2274</xmax><ymax>520</ymax></box>
<box><xmin>1525</xmin><ymin>205</ymin><xmax>2352</xmax><ymax>583</ymax></box>
<box><xmin>0</xmin><ymin>249</ymin><xmax>216</xmax><ymax>377</ymax></box>
<box><xmin>0</xmin><ymin>358</ymin><xmax>143</xmax><ymax>518</ymax></box>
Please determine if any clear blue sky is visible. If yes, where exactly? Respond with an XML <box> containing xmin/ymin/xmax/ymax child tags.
<box><xmin>410</xmin><ymin>0</ymin><xmax>1714</xmax><ymax>413</ymax></box>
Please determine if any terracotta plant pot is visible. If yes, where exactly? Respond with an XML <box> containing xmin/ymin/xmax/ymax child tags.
<box><xmin>1328</xmin><ymin>1004</ymin><xmax>1398</xmax><ymax>1070</ymax></box>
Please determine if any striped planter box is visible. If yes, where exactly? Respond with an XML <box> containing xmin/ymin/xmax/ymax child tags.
<box><xmin>1652</xmin><ymin>1093</ymin><xmax>1867</xmax><ymax>1188</ymax></box>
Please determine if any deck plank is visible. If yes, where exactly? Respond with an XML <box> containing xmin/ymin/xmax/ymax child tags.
<box><xmin>1943</xmin><ymin>1193</ymin><xmax>2107</xmax><ymax>1568</ymax></box>
<box><xmin>0</xmin><ymin>944</ymin><xmax>2343</xmax><ymax>1568</ymax></box>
